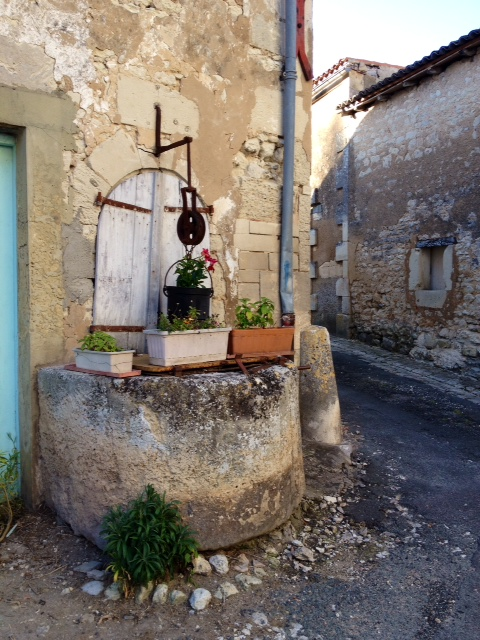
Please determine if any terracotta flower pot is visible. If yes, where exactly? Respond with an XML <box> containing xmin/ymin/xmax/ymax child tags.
<box><xmin>228</xmin><ymin>327</ymin><xmax>295</xmax><ymax>357</ymax></box>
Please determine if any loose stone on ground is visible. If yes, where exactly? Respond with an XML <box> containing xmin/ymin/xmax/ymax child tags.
<box><xmin>104</xmin><ymin>582</ymin><xmax>122</xmax><ymax>601</ymax></box>
<box><xmin>235</xmin><ymin>574</ymin><xmax>263</xmax><ymax>591</ymax></box>
<box><xmin>152</xmin><ymin>583</ymin><xmax>169</xmax><ymax>604</ymax></box>
<box><xmin>192</xmin><ymin>555</ymin><xmax>212</xmax><ymax>575</ymax></box>
<box><xmin>81</xmin><ymin>580</ymin><xmax>104</xmax><ymax>596</ymax></box>
<box><xmin>189</xmin><ymin>588</ymin><xmax>212</xmax><ymax>611</ymax></box>
<box><xmin>209</xmin><ymin>554</ymin><xmax>229</xmax><ymax>575</ymax></box>
<box><xmin>170</xmin><ymin>589</ymin><xmax>188</xmax><ymax>606</ymax></box>
<box><xmin>214</xmin><ymin>582</ymin><xmax>238</xmax><ymax>601</ymax></box>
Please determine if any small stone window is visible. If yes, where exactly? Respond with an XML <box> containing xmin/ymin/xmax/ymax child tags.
<box><xmin>420</xmin><ymin>246</ymin><xmax>447</xmax><ymax>290</ymax></box>
<box><xmin>408</xmin><ymin>237</ymin><xmax>456</xmax><ymax>308</ymax></box>
<box><xmin>311</xmin><ymin>189</ymin><xmax>323</xmax><ymax>220</ymax></box>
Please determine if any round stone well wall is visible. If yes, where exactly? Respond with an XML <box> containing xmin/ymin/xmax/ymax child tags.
<box><xmin>38</xmin><ymin>365</ymin><xmax>305</xmax><ymax>550</ymax></box>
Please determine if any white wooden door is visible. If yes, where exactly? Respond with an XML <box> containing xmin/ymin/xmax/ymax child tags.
<box><xmin>93</xmin><ymin>170</ymin><xmax>210</xmax><ymax>351</ymax></box>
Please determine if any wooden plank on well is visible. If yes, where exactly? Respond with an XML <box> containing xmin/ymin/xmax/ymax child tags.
<box><xmin>64</xmin><ymin>364</ymin><xmax>142</xmax><ymax>378</ymax></box>
<box><xmin>133</xmin><ymin>353</ymin><xmax>293</xmax><ymax>375</ymax></box>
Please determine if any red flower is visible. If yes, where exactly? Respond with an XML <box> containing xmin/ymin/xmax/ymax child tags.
<box><xmin>202</xmin><ymin>248</ymin><xmax>218</xmax><ymax>272</ymax></box>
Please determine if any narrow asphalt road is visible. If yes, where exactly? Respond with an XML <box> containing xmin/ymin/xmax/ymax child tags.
<box><xmin>283</xmin><ymin>338</ymin><xmax>480</xmax><ymax>640</ymax></box>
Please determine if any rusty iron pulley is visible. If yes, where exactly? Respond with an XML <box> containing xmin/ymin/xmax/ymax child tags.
<box><xmin>177</xmin><ymin>187</ymin><xmax>206</xmax><ymax>247</ymax></box>
<box><xmin>154</xmin><ymin>104</ymin><xmax>213</xmax><ymax>249</ymax></box>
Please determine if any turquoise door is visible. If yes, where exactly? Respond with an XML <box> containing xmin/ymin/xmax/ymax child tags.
<box><xmin>0</xmin><ymin>134</ymin><xmax>18</xmax><ymax>455</ymax></box>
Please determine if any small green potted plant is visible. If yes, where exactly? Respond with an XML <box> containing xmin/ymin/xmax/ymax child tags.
<box><xmin>73</xmin><ymin>331</ymin><xmax>135</xmax><ymax>374</ymax></box>
<box><xmin>163</xmin><ymin>248</ymin><xmax>218</xmax><ymax>320</ymax></box>
<box><xmin>144</xmin><ymin>307</ymin><xmax>231</xmax><ymax>366</ymax></box>
<box><xmin>228</xmin><ymin>297</ymin><xmax>295</xmax><ymax>356</ymax></box>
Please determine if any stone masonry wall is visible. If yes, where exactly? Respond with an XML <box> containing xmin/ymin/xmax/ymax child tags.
<box><xmin>0</xmin><ymin>0</ymin><xmax>312</xmax><ymax>354</ymax></box>
<box><xmin>0</xmin><ymin>0</ymin><xmax>312</xmax><ymax>501</ymax></box>
<box><xmin>348</xmin><ymin>53</ymin><xmax>480</xmax><ymax>368</ymax></box>
<box><xmin>310</xmin><ymin>62</ymin><xmax>394</xmax><ymax>334</ymax></box>
<box><xmin>310</xmin><ymin>76</ymin><xmax>354</xmax><ymax>332</ymax></box>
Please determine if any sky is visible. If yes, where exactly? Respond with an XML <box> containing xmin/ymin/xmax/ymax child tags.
<box><xmin>313</xmin><ymin>0</ymin><xmax>480</xmax><ymax>77</ymax></box>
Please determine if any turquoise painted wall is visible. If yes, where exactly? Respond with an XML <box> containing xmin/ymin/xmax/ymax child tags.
<box><xmin>0</xmin><ymin>133</ymin><xmax>19</xmax><ymax>455</ymax></box>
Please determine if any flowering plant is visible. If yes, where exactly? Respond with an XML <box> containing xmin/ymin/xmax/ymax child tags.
<box><xmin>158</xmin><ymin>307</ymin><xmax>223</xmax><ymax>332</ymax></box>
<box><xmin>174</xmin><ymin>248</ymin><xmax>218</xmax><ymax>288</ymax></box>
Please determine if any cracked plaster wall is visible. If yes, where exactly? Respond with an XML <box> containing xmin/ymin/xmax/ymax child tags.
<box><xmin>0</xmin><ymin>0</ymin><xmax>312</xmax><ymax>502</ymax></box>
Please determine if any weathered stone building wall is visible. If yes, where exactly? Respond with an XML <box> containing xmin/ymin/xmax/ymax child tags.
<box><xmin>0</xmin><ymin>0</ymin><xmax>312</xmax><ymax>502</ymax></box>
<box><xmin>310</xmin><ymin>75</ymin><xmax>350</xmax><ymax>333</ymax></box>
<box><xmin>311</xmin><ymin>51</ymin><xmax>480</xmax><ymax>369</ymax></box>
<box><xmin>310</xmin><ymin>60</ymin><xmax>402</xmax><ymax>334</ymax></box>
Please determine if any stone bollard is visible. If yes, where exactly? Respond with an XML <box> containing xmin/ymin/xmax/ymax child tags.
<box><xmin>299</xmin><ymin>326</ymin><xmax>342</xmax><ymax>444</ymax></box>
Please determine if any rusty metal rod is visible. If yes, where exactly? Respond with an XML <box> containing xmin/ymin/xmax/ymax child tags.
<box><xmin>90</xmin><ymin>325</ymin><xmax>146</xmax><ymax>333</ymax></box>
<box><xmin>158</xmin><ymin>137</ymin><xmax>193</xmax><ymax>153</ymax></box>
<box><xmin>164</xmin><ymin>206</ymin><xmax>214</xmax><ymax>215</ymax></box>
<box><xmin>94</xmin><ymin>193</ymin><xmax>152</xmax><ymax>214</ymax></box>
<box><xmin>155</xmin><ymin>104</ymin><xmax>161</xmax><ymax>156</ymax></box>
<box><xmin>187</xmin><ymin>139</ymin><xmax>192</xmax><ymax>187</ymax></box>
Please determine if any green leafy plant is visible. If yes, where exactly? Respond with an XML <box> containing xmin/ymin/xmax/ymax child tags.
<box><xmin>78</xmin><ymin>331</ymin><xmax>121</xmax><ymax>352</ymax></box>
<box><xmin>0</xmin><ymin>435</ymin><xmax>20</xmax><ymax>543</ymax></box>
<box><xmin>174</xmin><ymin>248</ymin><xmax>218</xmax><ymax>288</ymax></box>
<box><xmin>158</xmin><ymin>307</ymin><xmax>223</xmax><ymax>332</ymax></box>
<box><xmin>235</xmin><ymin>297</ymin><xmax>275</xmax><ymax>329</ymax></box>
<box><xmin>101</xmin><ymin>485</ymin><xmax>199</xmax><ymax>597</ymax></box>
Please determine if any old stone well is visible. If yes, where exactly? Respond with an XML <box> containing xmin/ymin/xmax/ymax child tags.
<box><xmin>38</xmin><ymin>364</ymin><xmax>305</xmax><ymax>550</ymax></box>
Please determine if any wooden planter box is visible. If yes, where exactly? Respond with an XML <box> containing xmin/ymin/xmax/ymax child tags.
<box><xmin>144</xmin><ymin>328</ymin><xmax>231</xmax><ymax>366</ymax></box>
<box><xmin>73</xmin><ymin>349</ymin><xmax>135</xmax><ymax>374</ymax></box>
<box><xmin>228</xmin><ymin>327</ymin><xmax>295</xmax><ymax>357</ymax></box>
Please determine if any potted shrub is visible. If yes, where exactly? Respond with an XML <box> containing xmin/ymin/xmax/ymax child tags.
<box><xmin>73</xmin><ymin>331</ymin><xmax>135</xmax><ymax>374</ymax></box>
<box><xmin>144</xmin><ymin>308</ymin><xmax>231</xmax><ymax>367</ymax></box>
<box><xmin>228</xmin><ymin>297</ymin><xmax>295</xmax><ymax>356</ymax></box>
<box><xmin>163</xmin><ymin>248</ymin><xmax>218</xmax><ymax>320</ymax></box>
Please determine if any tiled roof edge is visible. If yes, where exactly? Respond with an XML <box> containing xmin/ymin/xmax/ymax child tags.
<box><xmin>312</xmin><ymin>57</ymin><xmax>403</xmax><ymax>90</ymax></box>
<box><xmin>313</xmin><ymin>58</ymin><xmax>350</xmax><ymax>89</ymax></box>
<box><xmin>337</xmin><ymin>28</ymin><xmax>480</xmax><ymax>112</ymax></box>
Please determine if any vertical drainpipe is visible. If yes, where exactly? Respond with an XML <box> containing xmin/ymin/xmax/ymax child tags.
<box><xmin>280</xmin><ymin>0</ymin><xmax>297</xmax><ymax>326</ymax></box>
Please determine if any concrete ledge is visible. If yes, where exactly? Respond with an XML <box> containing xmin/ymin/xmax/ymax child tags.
<box><xmin>38</xmin><ymin>366</ymin><xmax>305</xmax><ymax>550</ymax></box>
<box><xmin>415</xmin><ymin>289</ymin><xmax>447</xmax><ymax>308</ymax></box>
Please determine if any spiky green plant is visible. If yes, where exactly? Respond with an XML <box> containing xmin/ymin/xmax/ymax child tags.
<box><xmin>101</xmin><ymin>485</ymin><xmax>199</xmax><ymax>596</ymax></box>
<box><xmin>158</xmin><ymin>307</ymin><xmax>222</xmax><ymax>332</ymax></box>
<box><xmin>0</xmin><ymin>435</ymin><xmax>20</xmax><ymax>543</ymax></box>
